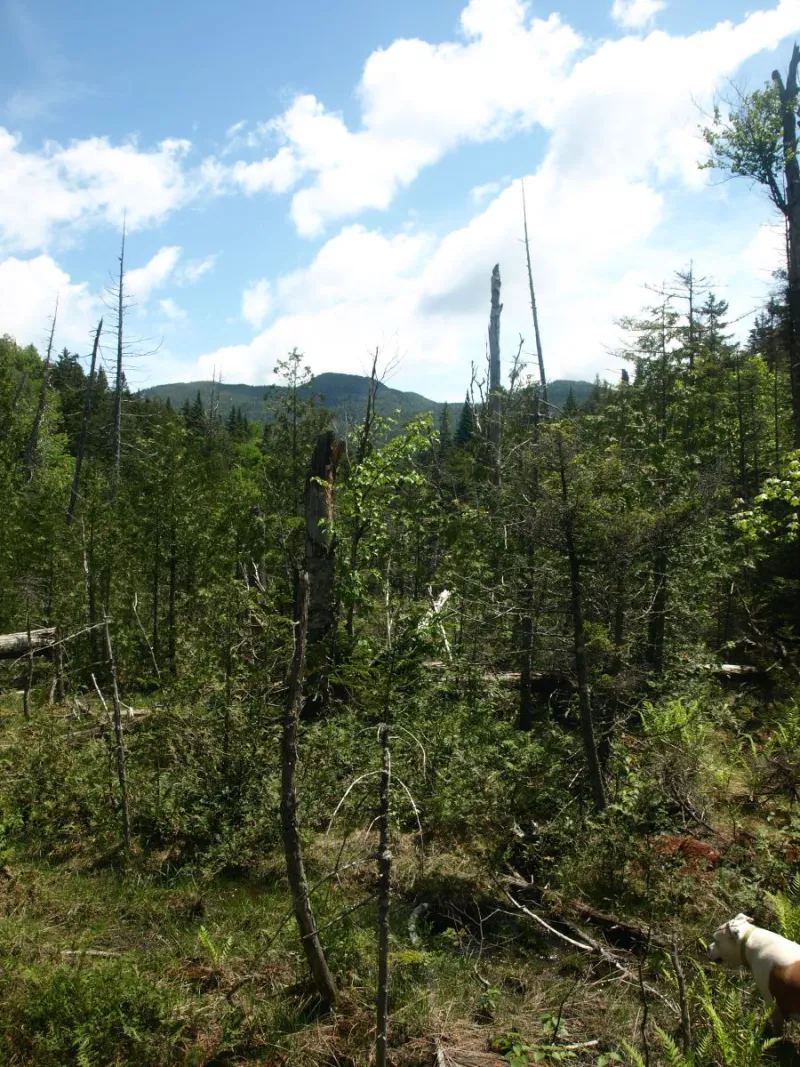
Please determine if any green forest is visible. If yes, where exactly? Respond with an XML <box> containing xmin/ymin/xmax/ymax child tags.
<box><xmin>2</xmin><ymin>59</ymin><xmax>800</xmax><ymax>1067</ymax></box>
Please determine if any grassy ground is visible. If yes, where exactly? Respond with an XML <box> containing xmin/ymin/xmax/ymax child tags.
<box><xmin>0</xmin><ymin>682</ymin><xmax>798</xmax><ymax>1066</ymax></box>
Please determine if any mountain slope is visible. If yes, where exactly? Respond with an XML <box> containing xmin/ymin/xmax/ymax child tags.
<box><xmin>140</xmin><ymin>373</ymin><xmax>596</xmax><ymax>424</ymax></box>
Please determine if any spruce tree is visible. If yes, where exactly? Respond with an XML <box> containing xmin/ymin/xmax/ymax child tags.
<box><xmin>455</xmin><ymin>393</ymin><xmax>475</xmax><ymax>446</ymax></box>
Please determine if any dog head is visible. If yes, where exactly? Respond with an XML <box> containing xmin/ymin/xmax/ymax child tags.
<box><xmin>709</xmin><ymin>913</ymin><xmax>754</xmax><ymax>966</ymax></box>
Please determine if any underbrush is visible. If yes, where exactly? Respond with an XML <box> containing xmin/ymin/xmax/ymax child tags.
<box><xmin>0</xmin><ymin>676</ymin><xmax>798</xmax><ymax>1065</ymax></box>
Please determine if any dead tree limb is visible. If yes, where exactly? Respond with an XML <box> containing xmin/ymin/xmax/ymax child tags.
<box><xmin>521</xmin><ymin>181</ymin><xmax>547</xmax><ymax>406</ymax></box>
<box><xmin>101</xmin><ymin>618</ymin><xmax>131</xmax><ymax>851</ymax></box>
<box><xmin>280</xmin><ymin>570</ymin><xmax>337</xmax><ymax>1007</ymax></box>
<box><xmin>376</xmin><ymin>722</ymin><xmax>392</xmax><ymax>1067</ymax></box>
<box><xmin>24</xmin><ymin>296</ymin><xmax>58</xmax><ymax>482</ymax></box>
<box><xmin>67</xmin><ymin>318</ymin><xmax>102</xmax><ymax>525</ymax></box>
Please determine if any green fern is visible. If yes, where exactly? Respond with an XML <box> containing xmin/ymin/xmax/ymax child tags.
<box><xmin>769</xmin><ymin>870</ymin><xmax>800</xmax><ymax>942</ymax></box>
<box><xmin>628</xmin><ymin>964</ymin><xmax>777</xmax><ymax>1067</ymax></box>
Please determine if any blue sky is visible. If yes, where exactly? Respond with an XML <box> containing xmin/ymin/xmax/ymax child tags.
<box><xmin>1</xmin><ymin>0</ymin><xmax>798</xmax><ymax>400</ymax></box>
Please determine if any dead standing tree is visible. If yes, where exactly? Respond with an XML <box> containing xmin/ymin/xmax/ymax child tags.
<box><xmin>23</xmin><ymin>297</ymin><xmax>59</xmax><ymax>482</ymax></box>
<box><xmin>557</xmin><ymin>434</ymin><xmax>607</xmax><ymax>812</ymax></box>
<box><xmin>111</xmin><ymin>222</ymin><xmax>127</xmax><ymax>505</ymax></box>
<box><xmin>67</xmin><ymin>318</ymin><xmax>103</xmax><ymax>526</ymax></box>
<box><xmin>488</xmin><ymin>265</ymin><xmax>503</xmax><ymax>468</ymax></box>
<box><xmin>280</xmin><ymin>570</ymin><xmax>338</xmax><ymax>1007</ymax></box>
<box><xmin>304</xmin><ymin>430</ymin><xmax>344</xmax><ymax>715</ymax></box>
<box><xmin>521</xmin><ymin>181</ymin><xmax>548</xmax><ymax>409</ymax></box>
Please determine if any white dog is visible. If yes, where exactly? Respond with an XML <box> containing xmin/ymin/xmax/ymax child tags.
<box><xmin>709</xmin><ymin>912</ymin><xmax>800</xmax><ymax>1035</ymax></box>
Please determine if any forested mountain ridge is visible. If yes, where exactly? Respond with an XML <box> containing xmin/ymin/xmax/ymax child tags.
<box><xmin>1</xmin><ymin>55</ymin><xmax>800</xmax><ymax>1066</ymax></box>
<box><xmin>140</xmin><ymin>371</ymin><xmax>595</xmax><ymax>425</ymax></box>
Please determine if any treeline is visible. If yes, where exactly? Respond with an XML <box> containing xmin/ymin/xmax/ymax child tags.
<box><xmin>1</xmin><ymin>265</ymin><xmax>796</xmax><ymax>760</ymax></box>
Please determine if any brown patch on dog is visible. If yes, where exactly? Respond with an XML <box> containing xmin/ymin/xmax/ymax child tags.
<box><xmin>769</xmin><ymin>961</ymin><xmax>800</xmax><ymax>1019</ymax></box>
<box><xmin>653</xmin><ymin>835</ymin><xmax>722</xmax><ymax>868</ymax></box>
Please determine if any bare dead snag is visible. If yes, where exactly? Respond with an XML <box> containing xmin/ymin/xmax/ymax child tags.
<box><xmin>111</xmin><ymin>223</ymin><xmax>126</xmax><ymax>504</ymax></box>
<box><xmin>557</xmin><ymin>436</ymin><xmax>606</xmax><ymax>811</ymax></box>
<box><xmin>488</xmin><ymin>265</ymin><xmax>503</xmax><ymax>462</ymax></box>
<box><xmin>67</xmin><ymin>318</ymin><xmax>102</xmax><ymax>526</ymax></box>
<box><xmin>304</xmin><ymin>431</ymin><xmax>343</xmax><ymax>715</ymax></box>
<box><xmin>376</xmin><ymin>723</ymin><xmax>392</xmax><ymax>1067</ymax></box>
<box><xmin>670</xmin><ymin>935</ymin><xmax>691</xmax><ymax>1054</ymax></box>
<box><xmin>521</xmin><ymin>181</ymin><xmax>547</xmax><ymax>408</ymax></box>
<box><xmin>24</xmin><ymin>296</ymin><xmax>59</xmax><ymax>482</ymax></box>
<box><xmin>773</xmin><ymin>45</ymin><xmax>800</xmax><ymax>445</ymax></box>
<box><xmin>103</xmin><ymin>616</ymin><xmax>131</xmax><ymax>851</ymax></box>
<box><xmin>280</xmin><ymin>571</ymin><xmax>337</xmax><ymax>1007</ymax></box>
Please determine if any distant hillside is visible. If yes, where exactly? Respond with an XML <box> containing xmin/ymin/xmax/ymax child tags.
<box><xmin>140</xmin><ymin>373</ymin><xmax>596</xmax><ymax>425</ymax></box>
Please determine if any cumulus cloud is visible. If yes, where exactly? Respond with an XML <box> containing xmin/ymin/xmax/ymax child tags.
<box><xmin>0</xmin><ymin>131</ymin><xmax>200</xmax><ymax>252</ymax></box>
<box><xmin>610</xmin><ymin>0</ymin><xmax>666</xmax><ymax>31</ymax></box>
<box><xmin>0</xmin><ymin>254</ymin><xmax>101</xmax><ymax>352</ymax></box>
<box><xmin>177</xmin><ymin>254</ymin><xmax>217</xmax><ymax>285</ymax></box>
<box><xmin>470</xmin><ymin>180</ymin><xmax>505</xmax><ymax>204</ymax></box>
<box><xmin>190</xmin><ymin>0</ymin><xmax>800</xmax><ymax>392</ymax></box>
<box><xmin>241</xmin><ymin>279</ymin><xmax>273</xmax><ymax>329</ymax></box>
<box><xmin>158</xmin><ymin>297</ymin><xmax>187</xmax><ymax>321</ymax></box>
<box><xmin>126</xmin><ymin>246</ymin><xmax>182</xmax><ymax>303</ymax></box>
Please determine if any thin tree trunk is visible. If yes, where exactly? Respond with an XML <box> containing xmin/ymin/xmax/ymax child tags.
<box><xmin>168</xmin><ymin>519</ymin><xmax>177</xmax><ymax>673</ymax></box>
<box><xmin>558</xmin><ymin>438</ymin><xmax>606</xmax><ymax>812</ymax></box>
<box><xmin>774</xmin><ymin>46</ymin><xmax>800</xmax><ymax>446</ymax></box>
<box><xmin>24</xmin><ymin>297</ymin><xmax>58</xmax><ymax>482</ymax></box>
<box><xmin>152</xmin><ymin>517</ymin><xmax>160</xmax><ymax>660</ymax></box>
<box><xmin>488</xmin><ymin>265</ymin><xmax>503</xmax><ymax>454</ymax></box>
<box><xmin>280</xmin><ymin>571</ymin><xmax>337</xmax><ymax>1007</ymax></box>
<box><xmin>67</xmin><ymin>318</ymin><xmax>103</xmax><ymax>525</ymax></box>
<box><xmin>518</xmin><ymin>563</ymin><xmax>536</xmax><ymax>731</ymax></box>
<box><xmin>346</xmin><ymin>354</ymin><xmax>380</xmax><ymax>638</ymax></box>
<box><xmin>112</xmin><ymin>223</ymin><xmax>126</xmax><ymax>503</ymax></box>
<box><xmin>646</xmin><ymin>548</ymin><xmax>668</xmax><ymax>675</ymax></box>
<box><xmin>521</xmin><ymin>182</ymin><xmax>548</xmax><ymax>407</ymax></box>
<box><xmin>735</xmin><ymin>349</ymin><xmax>748</xmax><ymax>500</ymax></box>
<box><xmin>375</xmin><ymin>722</ymin><xmax>392</xmax><ymax>1067</ymax></box>
<box><xmin>103</xmin><ymin>616</ymin><xmax>131</xmax><ymax>852</ymax></box>
<box><xmin>304</xmin><ymin>431</ymin><xmax>342</xmax><ymax>715</ymax></box>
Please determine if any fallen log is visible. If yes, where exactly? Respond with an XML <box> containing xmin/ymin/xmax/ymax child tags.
<box><xmin>0</xmin><ymin>628</ymin><xmax>56</xmax><ymax>660</ymax></box>
<box><xmin>566</xmin><ymin>901</ymin><xmax>668</xmax><ymax>951</ymax></box>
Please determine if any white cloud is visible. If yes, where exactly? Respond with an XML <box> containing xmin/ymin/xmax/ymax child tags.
<box><xmin>126</xmin><ymin>246</ymin><xmax>182</xmax><ymax>303</ymax></box>
<box><xmin>241</xmin><ymin>279</ymin><xmax>273</xmax><ymax>329</ymax></box>
<box><xmin>190</xmin><ymin>1</ymin><xmax>800</xmax><ymax>392</ymax></box>
<box><xmin>0</xmin><ymin>254</ymin><xmax>101</xmax><ymax>352</ymax></box>
<box><xmin>470</xmin><ymin>180</ymin><xmax>504</xmax><ymax>204</ymax></box>
<box><xmin>611</xmin><ymin>0</ymin><xmax>666</xmax><ymax>31</ymax></box>
<box><xmin>269</xmin><ymin>3</ymin><xmax>582</xmax><ymax>236</ymax></box>
<box><xmin>177</xmin><ymin>254</ymin><xmax>217</xmax><ymax>285</ymax></box>
<box><xmin>158</xmin><ymin>297</ymin><xmax>187</xmax><ymax>321</ymax></box>
<box><xmin>0</xmin><ymin>130</ymin><xmax>198</xmax><ymax>251</ymax></box>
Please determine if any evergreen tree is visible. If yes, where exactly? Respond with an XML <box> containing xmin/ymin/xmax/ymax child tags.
<box><xmin>438</xmin><ymin>402</ymin><xmax>452</xmax><ymax>457</ymax></box>
<box><xmin>454</xmin><ymin>393</ymin><xmax>476</xmax><ymax>446</ymax></box>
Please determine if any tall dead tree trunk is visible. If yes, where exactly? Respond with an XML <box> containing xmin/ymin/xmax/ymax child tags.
<box><xmin>522</xmin><ymin>182</ymin><xmax>548</xmax><ymax>408</ymax></box>
<box><xmin>280</xmin><ymin>571</ymin><xmax>337</xmax><ymax>1007</ymax></box>
<box><xmin>67</xmin><ymin>318</ymin><xmax>103</xmax><ymax>526</ymax></box>
<box><xmin>112</xmin><ymin>223</ymin><xmax>126</xmax><ymax>503</ymax></box>
<box><xmin>24</xmin><ymin>297</ymin><xmax>58</xmax><ymax>482</ymax></box>
<box><xmin>558</xmin><ymin>437</ymin><xmax>606</xmax><ymax>812</ymax></box>
<box><xmin>488</xmin><ymin>265</ymin><xmax>503</xmax><ymax>456</ymax></box>
<box><xmin>304</xmin><ymin>431</ymin><xmax>343</xmax><ymax>714</ymax></box>
<box><xmin>346</xmin><ymin>352</ymin><xmax>380</xmax><ymax>639</ymax></box>
<box><xmin>375</xmin><ymin>722</ymin><xmax>392</xmax><ymax>1067</ymax></box>
<box><xmin>103</xmin><ymin>616</ymin><xmax>131</xmax><ymax>852</ymax></box>
<box><xmin>646</xmin><ymin>546</ymin><xmax>668</xmax><ymax>675</ymax></box>
<box><xmin>168</xmin><ymin>518</ymin><xmax>177</xmax><ymax>674</ymax></box>
<box><xmin>774</xmin><ymin>45</ymin><xmax>800</xmax><ymax>446</ymax></box>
